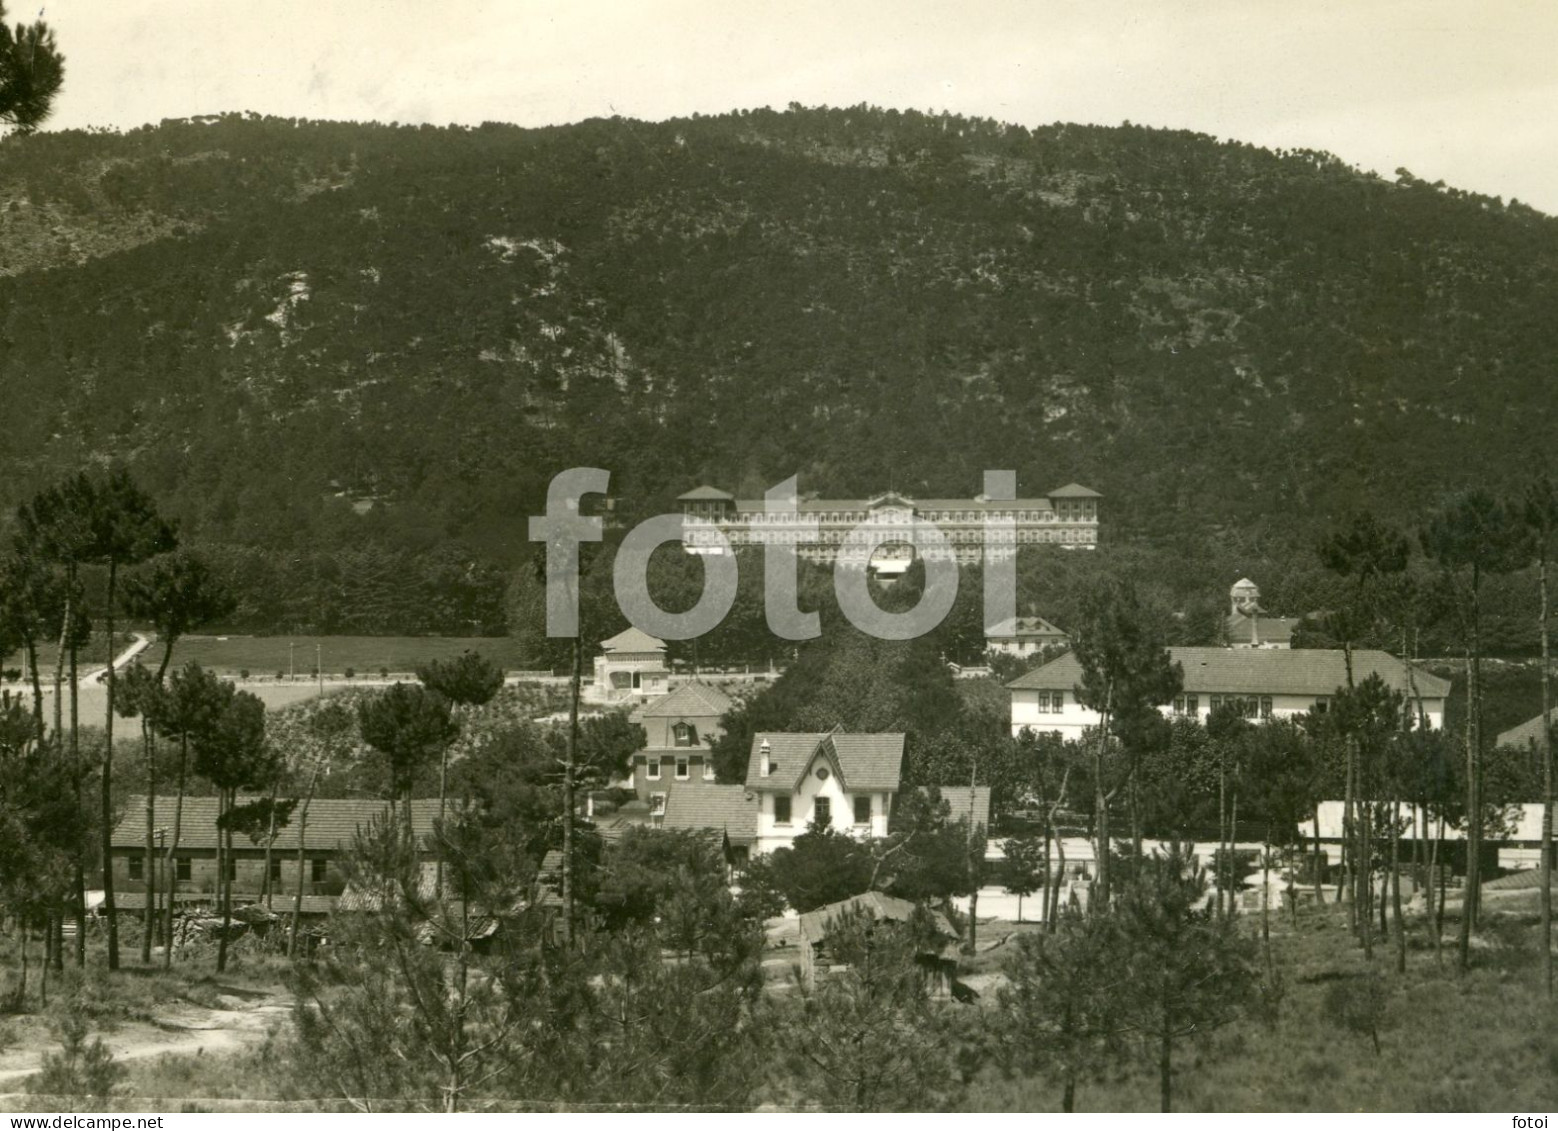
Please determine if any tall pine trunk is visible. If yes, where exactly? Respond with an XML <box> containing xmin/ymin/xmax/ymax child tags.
<box><xmin>1091</xmin><ymin>684</ymin><xmax>1114</xmax><ymax>911</ymax></box>
<box><xmin>1359</xmin><ymin>755</ymin><xmax>1374</xmax><ymax>961</ymax></box>
<box><xmin>1048</xmin><ymin>834</ymin><xmax>1067</xmax><ymax>931</ymax></box>
<box><xmin>102</xmin><ymin>561</ymin><xmax>120</xmax><ymax>970</ymax></box>
<box><xmin>1038</xmin><ymin>826</ymin><xmax>1051</xmax><ymax>927</ymax></box>
<box><xmin>141</xmin><ymin>723</ymin><xmax>156</xmax><ymax>964</ymax></box>
<box><xmin>1228</xmin><ymin>792</ymin><xmax>1240</xmax><ymax>923</ymax></box>
<box><xmin>1343</xmin><ymin>740</ymin><xmax>1356</xmax><ymax>923</ymax></box>
<box><xmin>163</xmin><ymin>735</ymin><xmax>188</xmax><ymax>970</ymax></box>
<box><xmin>1459</xmin><ymin>567</ymin><xmax>1483</xmax><ymax>972</ymax></box>
<box><xmin>289</xmin><ymin>765</ymin><xmax>322</xmax><ymax>959</ymax></box>
<box><xmin>69</xmin><ymin>623</ymin><xmax>84</xmax><ymax>969</ymax></box>
<box><xmin>1538</xmin><ymin>546</ymin><xmax>1553</xmax><ymax>997</ymax></box>
<box><xmin>1217</xmin><ymin>750</ymin><xmax>1228</xmax><ymax>918</ymax></box>
<box><xmin>1391</xmin><ymin>800</ymin><xmax>1406</xmax><ymax>974</ymax></box>
<box><xmin>217</xmin><ymin>788</ymin><xmax>233</xmax><ymax>974</ymax></box>
<box><xmin>262</xmin><ymin>786</ymin><xmax>278</xmax><ymax>911</ymax></box>
<box><xmin>1313</xmin><ymin>812</ymin><xmax>1326</xmax><ymax>905</ymax></box>
<box><xmin>560</xmin><ymin>637</ymin><xmax>581</xmax><ymax>947</ymax></box>
<box><xmin>25</xmin><ymin>637</ymin><xmax>43</xmax><ymax>738</ymax></box>
<box><xmin>1434</xmin><ymin>812</ymin><xmax>1447</xmax><ymax>960</ymax></box>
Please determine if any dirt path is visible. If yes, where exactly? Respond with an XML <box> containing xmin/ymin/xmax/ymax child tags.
<box><xmin>0</xmin><ymin>989</ymin><xmax>290</xmax><ymax>1088</ymax></box>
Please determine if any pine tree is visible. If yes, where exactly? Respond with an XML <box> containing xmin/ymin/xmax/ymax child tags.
<box><xmin>0</xmin><ymin>2</ymin><xmax>65</xmax><ymax>134</ymax></box>
<box><xmin>1422</xmin><ymin>491</ymin><xmax>1531</xmax><ymax>970</ymax></box>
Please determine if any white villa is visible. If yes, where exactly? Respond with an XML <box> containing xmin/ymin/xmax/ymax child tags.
<box><xmin>592</xmin><ymin>627</ymin><xmax>671</xmax><ymax>701</ymax></box>
<box><xmin>1008</xmin><ymin>646</ymin><xmax>1450</xmax><ymax>741</ymax></box>
<box><xmin>743</xmin><ymin>731</ymin><xmax>904</xmax><ymax>855</ymax></box>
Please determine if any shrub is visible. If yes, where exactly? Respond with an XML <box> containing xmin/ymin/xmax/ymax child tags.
<box><xmin>344</xmin><ymin>667</ymin><xmax>356</xmax><ymax>679</ymax></box>
<box><xmin>1323</xmin><ymin>972</ymin><xmax>1389</xmax><ymax>1054</ymax></box>
<box><xmin>27</xmin><ymin>1010</ymin><xmax>125</xmax><ymax>1109</ymax></box>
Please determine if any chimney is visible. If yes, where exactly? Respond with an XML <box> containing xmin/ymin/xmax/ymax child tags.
<box><xmin>760</xmin><ymin>738</ymin><xmax>773</xmax><ymax>776</ymax></box>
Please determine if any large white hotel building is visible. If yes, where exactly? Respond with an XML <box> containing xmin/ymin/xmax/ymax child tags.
<box><xmin>677</xmin><ymin>482</ymin><xmax>1101</xmax><ymax>573</ymax></box>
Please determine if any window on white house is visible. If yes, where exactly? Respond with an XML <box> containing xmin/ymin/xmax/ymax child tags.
<box><xmin>854</xmin><ymin>795</ymin><xmax>872</xmax><ymax>825</ymax></box>
<box><xmin>814</xmin><ymin>797</ymin><xmax>831</xmax><ymax>827</ymax></box>
<box><xmin>774</xmin><ymin>795</ymin><xmax>792</xmax><ymax>825</ymax></box>
<box><xmin>1260</xmin><ymin>696</ymin><xmax>1274</xmax><ymax>719</ymax></box>
<box><xmin>650</xmin><ymin>792</ymin><xmax>666</xmax><ymax>815</ymax></box>
<box><xmin>703</xmin><ymin>760</ymin><xmax>716</xmax><ymax>781</ymax></box>
<box><xmin>176</xmin><ymin>857</ymin><xmax>191</xmax><ymax>882</ymax></box>
<box><xmin>270</xmin><ymin>857</ymin><xmax>283</xmax><ymax>883</ymax></box>
<box><xmin>673</xmin><ymin>722</ymin><xmax>697</xmax><ymax>747</ymax></box>
<box><xmin>676</xmin><ymin>758</ymin><xmax>689</xmax><ymax>780</ymax></box>
<box><xmin>311</xmin><ymin>858</ymin><xmax>327</xmax><ymax>883</ymax></box>
<box><xmin>128</xmin><ymin>854</ymin><xmax>143</xmax><ymax>880</ymax></box>
<box><xmin>647</xmin><ymin>758</ymin><xmax>661</xmax><ymax>780</ymax></box>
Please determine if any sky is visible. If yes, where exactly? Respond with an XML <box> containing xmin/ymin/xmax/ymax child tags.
<box><xmin>29</xmin><ymin>0</ymin><xmax>1558</xmax><ymax>214</ymax></box>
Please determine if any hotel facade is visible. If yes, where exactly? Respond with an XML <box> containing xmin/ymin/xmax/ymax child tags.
<box><xmin>678</xmin><ymin>483</ymin><xmax>1101</xmax><ymax>574</ymax></box>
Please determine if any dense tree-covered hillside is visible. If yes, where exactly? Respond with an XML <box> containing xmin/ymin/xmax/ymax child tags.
<box><xmin>2</xmin><ymin>106</ymin><xmax>1555</xmax><ymax>634</ymax></box>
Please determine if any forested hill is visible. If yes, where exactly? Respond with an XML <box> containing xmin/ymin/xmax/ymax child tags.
<box><xmin>2</xmin><ymin>106</ymin><xmax>1557</xmax><ymax>613</ymax></box>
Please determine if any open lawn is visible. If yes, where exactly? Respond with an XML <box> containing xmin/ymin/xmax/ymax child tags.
<box><xmin>20</xmin><ymin>683</ymin><xmax>328</xmax><ymax>735</ymax></box>
<box><xmin>150</xmin><ymin>635</ymin><xmax>541</xmax><ymax>679</ymax></box>
<box><xmin>4</xmin><ymin>635</ymin><xmax>545</xmax><ymax>686</ymax></box>
<box><xmin>968</xmin><ymin>905</ymin><xmax>1558</xmax><ymax>1112</ymax></box>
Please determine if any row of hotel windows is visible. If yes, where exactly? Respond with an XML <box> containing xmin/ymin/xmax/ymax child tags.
<box><xmin>127</xmin><ymin>855</ymin><xmax>330</xmax><ymax>883</ymax></box>
<box><xmin>701</xmin><ymin>509</ymin><xmax>1095</xmax><ymax>525</ymax></box>
<box><xmin>772</xmin><ymin>794</ymin><xmax>873</xmax><ymax>826</ymax></box>
<box><xmin>1172</xmin><ymin>695</ymin><xmax>1276</xmax><ymax>719</ymax></box>
<box><xmin>701</xmin><ymin>529</ymin><xmax>1096</xmax><ymax>547</ymax></box>
<box><xmin>645</xmin><ymin>757</ymin><xmax>717</xmax><ymax>781</ymax></box>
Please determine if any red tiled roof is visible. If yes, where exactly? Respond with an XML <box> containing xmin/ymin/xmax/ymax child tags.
<box><xmin>1497</xmin><ymin>709</ymin><xmax>1558</xmax><ymax>750</ymax></box>
<box><xmin>599</xmin><ymin>627</ymin><xmax>666</xmax><ymax>654</ymax></box>
<box><xmin>631</xmin><ymin>681</ymin><xmax>733</xmax><ymax>719</ymax></box>
<box><xmin>662</xmin><ymin>784</ymin><xmax>758</xmax><ymax>844</ymax></box>
<box><xmin>678</xmin><ymin>485</ymin><xmax>736</xmax><ymax>501</ymax></box>
<box><xmin>1007</xmin><ymin>647</ymin><xmax>1451</xmax><ymax>699</ymax></box>
<box><xmin>111</xmin><ymin>796</ymin><xmax>441</xmax><ymax>851</ymax></box>
<box><xmin>798</xmin><ymin>891</ymin><xmax>958</xmax><ymax>944</ymax></box>
<box><xmin>931</xmin><ymin>786</ymin><xmax>991</xmax><ymax>829</ymax></box>
<box><xmin>745</xmin><ymin>732</ymin><xmax>904</xmax><ymax>793</ymax></box>
<box><xmin>986</xmin><ymin>616</ymin><xmax>1068</xmax><ymax>640</ymax></box>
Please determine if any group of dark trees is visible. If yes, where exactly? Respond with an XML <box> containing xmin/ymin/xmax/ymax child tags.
<box><xmin>711</xmin><ymin>487</ymin><xmax>1558</xmax><ymax>983</ymax></box>
<box><xmin>282</xmin><ymin>790</ymin><xmax>1261</xmax><ymax>1112</ymax></box>
<box><xmin>0</xmin><ymin>466</ymin><xmax>630</xmax><ymax>1005</ymax></box>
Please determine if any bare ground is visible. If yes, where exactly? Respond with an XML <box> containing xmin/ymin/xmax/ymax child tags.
<box><xmin>0</xmin><ymin>987</ymin><xmax>290</xmax><ymax>1092</ymax></box>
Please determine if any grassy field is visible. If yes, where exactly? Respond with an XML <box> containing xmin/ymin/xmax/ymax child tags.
<box><xmin>152</xmin><ymin>635</ymin><xmax>540</xmax><ymax>679</ymax></box>
<box><xmin>971</xmin><ymin>906</ymin><xmax>1558</xmax><ymax>1112</ymax></box>
<box><xmin>8</xmin><ymin>902</ymin><xmax>1558</xmax><ymax>1111</ymax></box>
<box><xmin>5</xmin><ymin>635</ymin><xmax>543</xmax><ymax>683</ymax></box>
